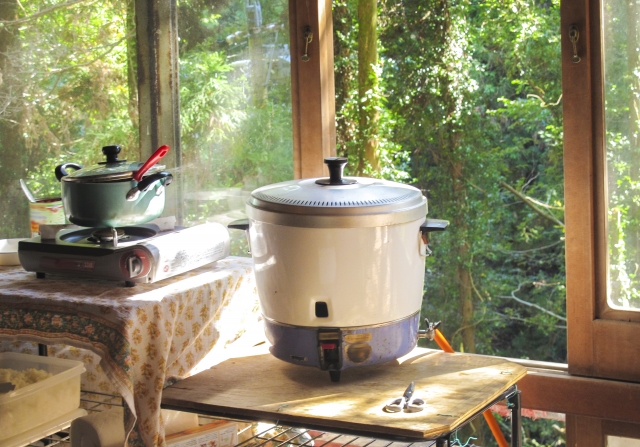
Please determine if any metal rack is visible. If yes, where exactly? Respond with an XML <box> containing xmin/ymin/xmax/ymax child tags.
<box><xmin>235</xmin><ymin>424</ymin><xmax>436</xmax><ymax>447</ymax></box>
<box><xmin>25</xmin><ymin>391</ymin><xmax>124</xmax><ymax>447</ymax></box>
<box><xmin>24</xmin><ymin>392</ymin><xmax>439</xmax><ymax>447</ymax></box>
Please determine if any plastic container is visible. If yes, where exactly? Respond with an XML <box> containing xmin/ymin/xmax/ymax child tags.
<box><xmin>0</xmin><ymin>352</ymin><xmax>85</xmax><ymax>441</ymax></box>
<box><xmin>0</xmin><ymin>239</ymin><xmax>24</xmax><ymax>265</ymax></box>
<box><xmin>0</xmin><ymin>407</ymin><xmax>87</xmax><ymax>447</ymax></box>
<box><xmin>29</xmin><ymin>198</ymin><xmax>65</xmax><ymax>237</ymax></box>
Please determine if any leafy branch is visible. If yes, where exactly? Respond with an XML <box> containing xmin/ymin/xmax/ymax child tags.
<box><xmin>494</xmin><ymin>311</ymin><xmax>567</xmax><ymax>330</ymax></box>
<box><xmin>500</xmin><ymin>181</ymin><xmax>565</xmax><ymax>228</ymax></box>
<box><xmin>527</xmin><ymin>93</ymin><xmax>563</xmax><ymax>108</ymax></box>
<box><xmin>497</xmin><ymin>239</ymin><xmax>564</xmax><ymax>254</ymax></box>
<box><xmin>0</xmin><ymin>0</ymin><xmax>90</xmax><ymax>26</ymax></box>
<box><xmin>524</xmin><ymin>195</ymin><xmax>564</xmax><ymax>211</ymax></box>
<box><xmin>497</xmin><ymin>283</ymin><xmax>567</xmax><ymax>322</ymax></box>
<box><xmin>470</xmin><ymin>271</ymin><xmax>566</xmax><ymax>329</ymax></box>
<box><xmin>48</xmin><ymin>33</ymin><xmax>133</xmax><ymax>73</ymax></box>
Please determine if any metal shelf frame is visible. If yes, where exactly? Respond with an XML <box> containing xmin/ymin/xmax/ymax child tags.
<box><xmin>26</xmin><ymin>388</ymin><xmax>520</xmax><ymax>447</ymax></box>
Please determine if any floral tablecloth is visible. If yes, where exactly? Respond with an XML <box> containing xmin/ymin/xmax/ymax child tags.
<box><xmin>0</xmin><ymin>256</ymin><xmax>259</xmax><ymax>447</ymax></box>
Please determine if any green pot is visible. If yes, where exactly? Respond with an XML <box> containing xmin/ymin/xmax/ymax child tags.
<box><xmin>55</xmin><ymin>145</ymin><xmax>173</xmax><ymax>228</ymax></box>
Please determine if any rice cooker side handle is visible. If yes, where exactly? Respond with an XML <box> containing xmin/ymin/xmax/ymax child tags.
<box><xmin>228</xmin><ymin>219</ymin><xmax>251</xmax><ymax>254</ymax></box>
<box><xmin>228</xmin><ymin>219</ymin><xmax>249</xmax><ymax>231</ymax></box>
<box><xmin>419</xmin><ymin>219</ymin><xmax>449</xmax><ymax>256</ymax></box>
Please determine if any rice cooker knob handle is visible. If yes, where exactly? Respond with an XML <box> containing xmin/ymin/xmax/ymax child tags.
<box><xmin>419</xmin><ymin>219</ymin><xmax>449</xmax><ymax>256</ymax></box>
<box><xmin>316</xmin><ymin>157</ymin><xmax>357</xmax><ymax>186</ymax></box>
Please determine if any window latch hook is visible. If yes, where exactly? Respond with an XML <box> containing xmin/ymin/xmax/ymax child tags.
<box><xmin>569</xmin><ymin>25</ymin><xmax>581</xmax><ymax>63</ymax></box>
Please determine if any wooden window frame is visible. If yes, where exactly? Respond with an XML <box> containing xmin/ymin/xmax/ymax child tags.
<box><xmin>289</xmin><ymin>0</ymin><xmax>336</xmax><ymax>178</ymax></box>
<box><xmin>563</xmin><ymin>0</ymin><xmax>640</xmax><ymax>383</ymax></box>
<box><xmin>565</xmin><ymin>416</ymin><xmax>640</xmax><ymax>446</ymax></box>
<box><xmin>135</xmin><ymin>0</ymin><xmax>182</xmax><ymax>221</ymax></box>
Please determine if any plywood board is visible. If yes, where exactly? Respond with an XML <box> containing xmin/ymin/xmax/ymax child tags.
<box><xmin>162</xmin><ymin>348</ymin><xmax>526</xmax><ymax>440</ymax></box>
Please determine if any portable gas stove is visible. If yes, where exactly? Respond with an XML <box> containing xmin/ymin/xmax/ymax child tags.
<box><xmin>18</xmin><ymin>222</ymin><xmax>230</xmax><ymax>286</ymax></box>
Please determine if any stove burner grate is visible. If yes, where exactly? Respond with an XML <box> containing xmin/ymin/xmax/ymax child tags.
<box><xmin>58</xmin><ymin>225</ymin><xmax>159</xmax><ymax>247</ymax></box>
<box><xmin>88</xmin><ymin>228</ymin><xmax>127</xmax><ymax>244</ymax></box>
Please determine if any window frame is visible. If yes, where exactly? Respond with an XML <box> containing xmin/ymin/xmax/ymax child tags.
<box><xmin>563</xmin><ymin>0</ymin><xmax>640</xmax><ymax>383</ymax></box>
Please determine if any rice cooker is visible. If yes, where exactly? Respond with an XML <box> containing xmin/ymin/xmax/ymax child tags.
<box><xmin>230</xmin><ymin>157</ymin><xmax>448</xmax><ymax>381</ymax></box>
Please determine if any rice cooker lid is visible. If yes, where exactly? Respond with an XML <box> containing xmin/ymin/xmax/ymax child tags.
<box><xmin>247</xmin><ymin>157</ymin><xmax>427</xmax><ymax>228</ymax></box>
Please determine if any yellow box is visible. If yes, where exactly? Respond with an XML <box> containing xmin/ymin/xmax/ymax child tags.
<box><xmin>166</xmin><ymin>420</ymin><xmax>238</xmax><ymax>447</ymax></box>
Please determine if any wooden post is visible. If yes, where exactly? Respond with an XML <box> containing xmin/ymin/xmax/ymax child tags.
<box><xmin>289</xmin><ymin>0</ymin><xmax>336</xmax><ymax>179</ymax></box>
<box><xmin>135</xmin><ymin>0</ymin><xmax>182</xmax><ymax>222</ymax></box>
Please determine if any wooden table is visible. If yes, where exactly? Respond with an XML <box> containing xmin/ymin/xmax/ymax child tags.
<box><xmin>161</xmin><ymin>347</ymin><xmax>526</xmax><ymax>446</ymax></box>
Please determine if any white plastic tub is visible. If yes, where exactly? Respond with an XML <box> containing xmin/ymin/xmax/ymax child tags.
<box><xmin>0</xmin><ymin>239</ymin><xmax>24</xmax><ymax>265</ymax></box>
<box><xmin>0</xmin><ymin>352</ymin><xmax>85</xmax><ymax>441</ymax></box>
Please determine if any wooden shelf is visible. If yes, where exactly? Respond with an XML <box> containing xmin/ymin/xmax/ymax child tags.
<box><xmin>162</xmin><ymin>347</ymin><xmax>526</xmax><ymax>441</ymax></box>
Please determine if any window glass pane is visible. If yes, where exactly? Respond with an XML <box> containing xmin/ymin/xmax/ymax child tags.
<box><xmin>603</xmin><ymin>0</ymin><xmax>640</xmax><ymax>311</ymax></box>
<box><xmin>177</xmin><ymin>0</ymin><xmax>293</xmax><ymax>255</ymax></box>
<box><xmin>334</xmin><ymin>0</ymin><xmax>565</xmax><ymax>361</ymax></box>
<box><xmin>0</xmin><ymin>0</ymin><xmax>138</xmax><ymax>238</ymax></box>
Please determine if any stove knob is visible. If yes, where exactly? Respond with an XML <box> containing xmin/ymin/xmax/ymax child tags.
<box><xmin>120</xmin><ymin>249</ymin><xmax>150</xmax><ymax>279</ymax></box>
<box><xmin>126</xmin><ymin>255</ymin><xmax>143</xmax><ymax>277</ymax></box>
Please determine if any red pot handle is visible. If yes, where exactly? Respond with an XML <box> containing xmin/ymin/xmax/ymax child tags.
<box><xmin>133</xmin><ymin>145</ymin><xmax>170</xmax><ymax>182</ymax></box>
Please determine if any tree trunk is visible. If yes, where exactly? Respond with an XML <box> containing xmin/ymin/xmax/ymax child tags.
<box><xmin>440</xmin><ymin>2</ymin><xmax>475</xmax><ymax>353</ymax></box>
<box><xmin>357</xmin><ymin>0</ymin><xmax>379</xmax><ymax>174</ymax></box>
<box><xmin>333</xmin><ymin>1</ymin><xmax>354</xmax><ymax>159</ymax></box>
<box><xmin>456</xmin><ymin>228</ymin><xmax>475</xmax><ymax>352</ymax></box>
<box><xmin>446</xmin><ymin>154</ymin><xmax>475</xmax><ymax>353</ymax></box>
<box><xmin>0</xmin><ymin>0</ymin><xmax>29</xmax><ymax>237</ymax></box>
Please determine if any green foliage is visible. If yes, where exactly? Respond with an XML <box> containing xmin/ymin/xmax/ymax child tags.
<box><xmin>335</xmin><ymin>0</ymin><xmax>566</xmax><ymax>365</ymax></box>
<box><xmin>180</xmin><ymin>42</ymin><xmax>245</xmax><ymax>147</ymax></box>
<box><xmin>333</xmin><ymin>0</ymin><xmax>411</xmax><ymax>182</ymax></box>
<box><xmin>177</xmin><ymin>0</ymin><xmax>293</xmax><ymax>209</ymax></box>
<box><xmin>0</xmin><ymin>0</ymin><xmax>138</xmax><ymax>236</ymax></box>
<box><xmin>225</xmin><ymin>103</ymin><xmax>293</xmax><ymax>188</ymax></box>
<box><xmin>489</xmin><ymin>414</ymin><xmax>565</xmax><ymax>447</ymax></box>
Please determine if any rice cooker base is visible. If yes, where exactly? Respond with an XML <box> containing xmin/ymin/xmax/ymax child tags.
<box><xmin>264</xmin><ymin>312</ymin><xmax>420</xmax><ymax>373</ymax></box>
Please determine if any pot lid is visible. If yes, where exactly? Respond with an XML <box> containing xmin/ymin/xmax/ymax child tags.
<box><xmin>58</xmin><ymin>145</ymin><xmax>164</xmax><ymax>182</ymax></box>
<box><xmin>247</xmin><ymin>157</ymin><xmax>427</xmax><ymax>228</ymax></box>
